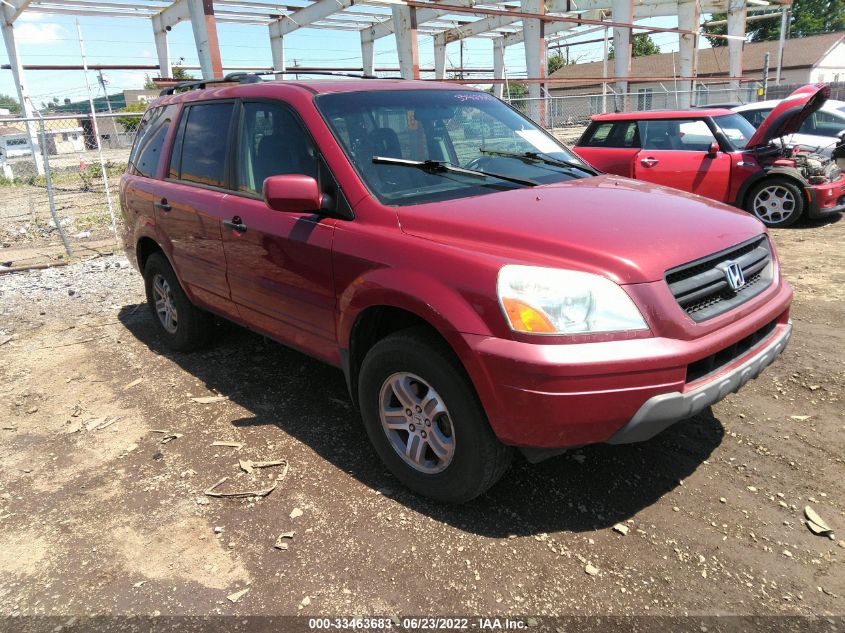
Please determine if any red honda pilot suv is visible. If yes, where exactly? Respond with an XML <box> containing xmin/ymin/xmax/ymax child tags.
<box><xmin>120</xmin><ymin>74</ymin><xmax>793</xmax><ymax>503</ymax></box>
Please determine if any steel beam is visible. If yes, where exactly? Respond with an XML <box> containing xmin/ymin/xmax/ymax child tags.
<box><xmin>492</xmin><ymin>37</ymin><xmax>504</xmax><ymax>98</ymax></box>
<box><xmin>392</xmin><ymin>4</ymin><xmax>420</xmax><ymax>79</ymax></box>
<box><xmin>611</xmin><ymin>0</ymin><xmax>632</xmax><ymax>108</ymax></box>
<box><xmin>1</xmin><ymin>0</ymin><xmax>32</xmax><ymax>23</ymax></box>
<box><xmin>727</xmin><ymin>0</ymin><xmax>747</xmax><ymax>101</ymax></box>
<box><xmin>271</xmin><ymin>0</ymin><xmax>354</xmax><ymax>36</ymax></box>
<box><xmin>363</xmin><ymin>0</ymin><xmax>476</xmax><ymax>42</ymax></box>
<box><xmin>186</xmin><ymin>0</ymin><xmax>223</xmax><ymax>78</ymax></box>
<box><xmin>151</xmin><ymin>13</ymin><xmax>172</xmax><ymax>78</ymax></box>
<box><xmin>156</xmin><ymin>0</ymin><xmax>190</xmax><ymax>29</ymax></box>
<box><xmin>437</xmin><ymin>11</ymin><xmax>519</xmax><ymax>45</ymax></box>
<box><xmin>360</xmin><ymin>29</ymin><xmax>375</xmax><ymax>75</ymax></box>
<box><xmin>677</xmin><ymin>0</ymin><xmax>698</xmax><ymax>107</ymax></box>
<box><xmin>268</xmin><ymin>20</ymin><xmax>286</xmax><ymax>74</ymax></box>
<box><xmin>522</xmin><ymin>0</ymin><xmax>545</xmax><ymax>121</ymax></box>
<box><xmin>0</xmin><ymin>14</ymin><xmax>44</xmax><ymax>174</ymax></box>
<box><xmin>433</xmin><ymin>35</ymin><xmax>446</xmax><ymax>79</ymax></box>
<box><xmin>500</xmin><ymin>13</ymin><xmax>580</xmax><ymax>48</ymax></box>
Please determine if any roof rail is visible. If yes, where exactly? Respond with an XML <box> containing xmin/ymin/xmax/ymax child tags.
<box><xmin>159</xmin><ymin>70</ymin><xmax>397</xmax><ymax>95</ymax></box>
<box><xmin>158</xmin><ymin>72</ymin><xmax>258</xmax><ymax>96</ymax></box>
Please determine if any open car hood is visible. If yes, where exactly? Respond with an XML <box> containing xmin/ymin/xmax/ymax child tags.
<box><xmin>747</xmin><ymin>83</ymin><xmax>830</xmax><ymax>148</ymax></box>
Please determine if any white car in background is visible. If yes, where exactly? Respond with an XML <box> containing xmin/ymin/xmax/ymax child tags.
<box><xmin>734</xmin><ymin>99</ymin><xmax>845</xmax><ymax>157</ymax></box>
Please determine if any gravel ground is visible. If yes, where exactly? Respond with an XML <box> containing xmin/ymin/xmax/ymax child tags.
<box><xmin>0</xmin><ymin>217</ymin><xmax>843</xmax><ymax>627</ymax></box>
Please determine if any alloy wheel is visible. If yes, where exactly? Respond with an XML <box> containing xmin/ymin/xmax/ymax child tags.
<box><xmin>752</xmin><ymin>185</ymin><xmax>797</xmax><ymax>225</ymax></box>
<box><xmin>378</xmin><ymin>372</ymin><xmax>456</xmax><ymax>474</ymax></box>
<box><xmin>152</xmin><ymin>273</ymin><xmax>179</xmax><ymax>334</ymax></box>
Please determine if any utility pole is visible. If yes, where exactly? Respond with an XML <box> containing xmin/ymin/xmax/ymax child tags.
<box><xmin>97</xmin><ymin>69</ymin><xmax>119</xmax><ymax>147</ymax></box>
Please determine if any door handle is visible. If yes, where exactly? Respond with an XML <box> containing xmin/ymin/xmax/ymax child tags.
<box><xmin>640</xmin><ymin>157</ymin><xmax>659</xmax><ymax>167</ymax></box>
<box><xmin>154</xmin><ymin>199</ymin><xmax>171</xmax><ymax>212</ymax></box>
<box><xmin>223</xmin><ymin>217</ymin><xmax>247</xmax><ymax>233</ymax></box>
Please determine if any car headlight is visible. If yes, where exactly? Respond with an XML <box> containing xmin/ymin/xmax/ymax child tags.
<box><xmin>497</xmin><ymin>265</ymin><xmax>648</xmax><ymax>335</ymax></box>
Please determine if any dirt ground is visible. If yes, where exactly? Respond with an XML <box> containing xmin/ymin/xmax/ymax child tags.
<box><xmin>0</xmin><ymin>215</ymin><xmax>843</xmax><ymax>627</ymax></box>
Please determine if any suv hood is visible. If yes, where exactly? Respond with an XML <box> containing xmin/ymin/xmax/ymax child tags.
<box><xmin>747</xmin><ymin>83</ymin><xmax>829</xmax><ymax>148</ymax></box>
<box><xmin>397</xmin><ymin>175</ymin><xmax>765</xmax><ymax>284</ymax></box>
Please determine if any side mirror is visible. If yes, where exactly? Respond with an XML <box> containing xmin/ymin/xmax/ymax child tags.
<box><xmin>707</xmin><ymin>141</ymin><xmax>720</xmax><ymax>158</ymax></box>
<box><xmin>263</xmin><ymin>174</ymin><xmax>323</xmax><ymax>213</ymax></box>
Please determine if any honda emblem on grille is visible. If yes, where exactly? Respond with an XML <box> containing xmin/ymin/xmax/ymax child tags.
<box><xmin>723</xmin><ymin>261</ymin><xmax>745</xmax><ymax>292</ymax></box>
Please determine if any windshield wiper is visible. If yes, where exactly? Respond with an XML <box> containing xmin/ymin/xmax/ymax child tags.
<box><xmin>372</xmin><ymin>156</ymin><xmax>537</xmax><ymax>188</ymax></box>
<box><xmin>479</xmin><ymin>148</ymin><xmax>598</xmax><ymax>175</ymax></box>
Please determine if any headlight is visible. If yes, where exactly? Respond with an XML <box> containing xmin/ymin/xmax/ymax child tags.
<box><xmin>497</xmin><ymin>265</ymin><xmax>648</xmax><ymax>335</ymax></box>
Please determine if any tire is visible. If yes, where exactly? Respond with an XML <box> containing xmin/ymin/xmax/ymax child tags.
<box><xmin>358</xmin><ymin>327</ymin><xmax>512</xmax><ymax>503</ymax></box>
<box><xmin>745</xmin><ymin>177</ymin><xmax>804</xmax><ymax>228</ymax></box>
<box><xmin>143</xmin><ymin>252</ymin><xmax>214</xmax><ymax>351</ymax></box>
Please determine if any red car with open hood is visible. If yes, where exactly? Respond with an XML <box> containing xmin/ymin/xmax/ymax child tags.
<box><xmin>573</xmin><ymin>84</ymin><xmax>845</xmax><ymax>228</ymax></box>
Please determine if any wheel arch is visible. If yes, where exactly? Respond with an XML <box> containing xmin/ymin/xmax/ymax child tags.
<box><xmin>136</xmin><ymin>235</ymin><xmax>164</xmax><ymax>272</ymax></box>
<box><xmin>737</xmin><ymin>168</ymin><xmax>807</xmax><ymax>209</ymax></box>
<box><xmin>339</xmin><ymin>274</ymin><xmax>495</xmax><ymax>409</ymax></box>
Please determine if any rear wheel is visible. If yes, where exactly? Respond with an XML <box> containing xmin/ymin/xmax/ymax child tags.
<box><xmin>358</xmin><ymin>328</ymin><xmax>512</xmax><ymax>503</ymax></box>
<box><xmin>745</xmin><ymin>177</ymin><xmax>804</xmax><ymax>228</ymax></box>
<box><xmin>143</xmin><ymin>252</ymin><xmax>214</xmax><ymax>351</ymax></box>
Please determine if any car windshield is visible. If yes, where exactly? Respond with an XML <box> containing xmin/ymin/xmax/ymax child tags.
<box><xmin>713</xmin><ymin>113</ymin><xmax>758</xmax><ymax>149</ymax></box>
<box><xmin>315</xmin><ymin>89</ymin><xmax>593</xmax><ymax>206</ymax></box>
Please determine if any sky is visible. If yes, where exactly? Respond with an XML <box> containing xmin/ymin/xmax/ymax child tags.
<box><xmin>0</xmin><ymin>10</ymin><xmax>700</xmax><ymax>110</ymax></box>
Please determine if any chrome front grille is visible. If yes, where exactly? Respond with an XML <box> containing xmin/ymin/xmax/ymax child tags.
<box><xmin>666</xmin><ymin>236</ymin><xmax>773</xmax><ymax>322</ymax></box>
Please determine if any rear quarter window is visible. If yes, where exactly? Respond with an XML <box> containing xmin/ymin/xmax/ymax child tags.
<box><xmin>579</xmin><ymin>121</ymin><xmax>639</xmax><ymax>148</ymax></box>
<box><xmin>128</xmin><ymin>104</ymin><xmax>177</xmax><ymax>178</ymax></box>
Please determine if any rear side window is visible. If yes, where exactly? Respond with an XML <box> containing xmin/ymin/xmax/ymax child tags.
<box><xmin>128</xmin><ymin>105</ymin><xmax>176</xmax><ymax>178</ymax></box>
<box><xmin>799</xmin><ymin>110</ymin><xmax>845</xmax><ymax>136</ymax></box>
<box><xmin>580</xmin><ymin>121</ymin><xmax>639</xmax><ymax>148</ymax></box>
<box><xmin>171</xmin><ymin>102</ymin><xmax>235</xmax><ymax>188</ymax></box>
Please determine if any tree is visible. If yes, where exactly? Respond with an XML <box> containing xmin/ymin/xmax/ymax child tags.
<box><xmin>608</xmin><ymin>34</ymin><xmax>662</xmax><ymax>60</ymax></box>
<box><xmin>547</xmin><ymin>52</ymin><xmax>571</xmax><ymax>75</ymax></box>
<box><xmin>486</xmin><ymin>82</ymin><xmax>528</xmax><ymax>99</ymax></box>
<box><xmin>115</xmin><ymin>100</ymin><xmax>148</xmax><ymax>129</ymax></box>
<box><xmin>172</xmin><ymin>65</ymin><xmax>194</xmax><ymax>80</ymax></box>
<box><xmin>703</xmin><ymin>0</ymin><xmax>845</xmax><ymax>47</ymax></box>
<box><xmin>0</xmin><ymin>94</ymin><xmax>21</xmax><ymax>114</ymax></box>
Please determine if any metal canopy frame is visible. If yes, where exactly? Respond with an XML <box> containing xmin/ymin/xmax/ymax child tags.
<box><xmin>2</xmin><ymin>0</ymin><xmax>792</xmax><ymax>174</ymax></box>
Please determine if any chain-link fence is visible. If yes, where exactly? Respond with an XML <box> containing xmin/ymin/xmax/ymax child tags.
<box><xmin>766</xmin><ymin>80</ymin><xmax>845</xmax><ymax>101</ymax></box>
<box><xmin>0</xmin><ymin>111</ymin><xmax>142</xmax><ymax>268</ymax></box>
<box><xmin>505</xmin><ymin>85</ymin><xmax>764</xmax><ymax>142</ymax></box>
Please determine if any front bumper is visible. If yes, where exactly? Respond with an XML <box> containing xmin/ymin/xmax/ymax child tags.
<box><xmin>461</xmin><ymin>279</ymin><xmax>792</xmax><ymax>452</ymax></box>
<box><xmin>807</xmin><ymin>178</ymin><xmax>845</xmax><ymax>219</ymax></box>
<box><xmin>607</xmin><ymin>321</ymin><xmax>791</xmax><ymax>444</ymax></box>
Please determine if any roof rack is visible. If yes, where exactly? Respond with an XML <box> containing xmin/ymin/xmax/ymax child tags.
<box><xmin>159</xmin><ymin>70</ymin><xmax>394</xmax><ymax>96</ymax></box>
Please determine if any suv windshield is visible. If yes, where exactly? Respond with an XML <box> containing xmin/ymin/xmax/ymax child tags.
<box><xmin>713</xmin><ymin>113</ymin><xmax>758</xmax><ymax>150</ymax></box>
<box><xmin>315</xmin><ymin>89</ymin><xmax>593</xmax><ymax>205</ymax></box>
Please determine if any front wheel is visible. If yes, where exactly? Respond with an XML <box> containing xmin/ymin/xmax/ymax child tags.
<box><xmin>358</xmin><ymin>328</ymin><xmax>512</xmax><ymax>503</ymax></box>
<box><xmin>745</xmin><ymin>177</ymin><xmax>804</xmax><ymax>228</ymax></box>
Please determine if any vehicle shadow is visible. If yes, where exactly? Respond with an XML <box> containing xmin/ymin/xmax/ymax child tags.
<box><xmin>118</xmin><ymin>304</ymin><xmax>724</xmax><ymax>537</ymax></box>
<box><xmin>793</xmin><ymin>213</ymin><xmax>842</xmax><ymax>230</ymax></box>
